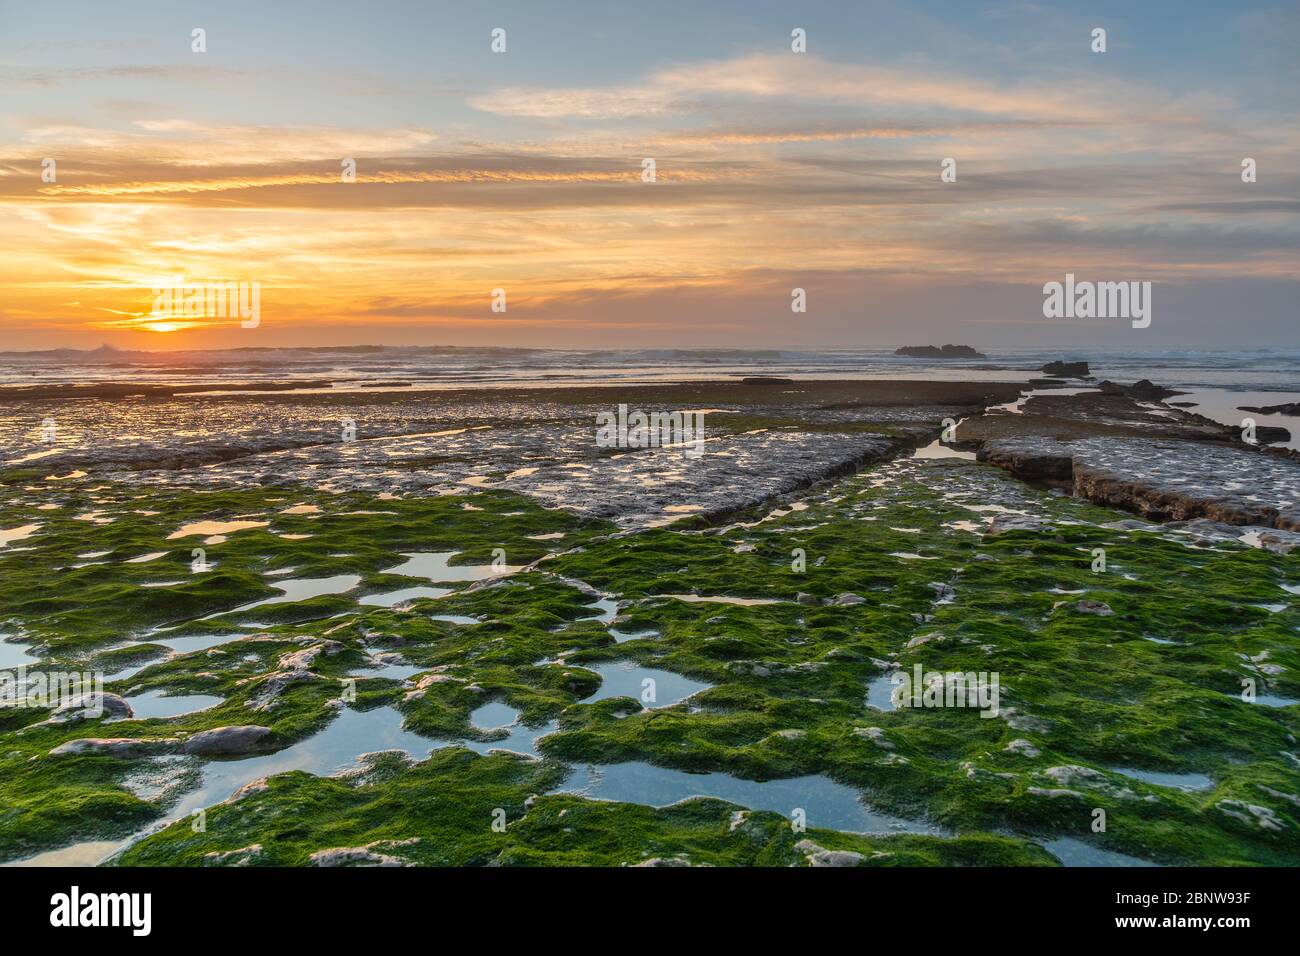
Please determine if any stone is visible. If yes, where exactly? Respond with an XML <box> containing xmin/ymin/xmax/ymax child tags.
<box><xmin>894</xmin><ymin>344</ymin><xmax>987</xmax><ymax>359</ymax></box>
<box><xmin>1215</xmin><ymin>800</ymin><xmax>1285</xmax><ymax>832</ymax></box>
<box><xmin>181</xmin><ymin>725</ymin><xmax>272</xmax><ymax>756</ymax></box>
<box><xmin>1042</xmin><ymin>360</ymin><xmax>1089</xmax><ymax>378</ymax></box>
<box><xmin>1003</xmin><ymin>738</ymin><xmax>1041</xmax><ymax>758</ymax></box>
<box><xmin>987</xmin><ymin>513</ymin><xmax>1049</xmax><ymax>535</ymax></box>
<box><xmin>310</xmin><ymin>846</ymin><xmax>406</xmax><ymax>867</ymax></box>
<box><xmin>50</xmin><ymin>692</ymin><xmax>133</xmax><ymax>721</ymax></box>
<box><xmin>1240</xmin><ymin>402</ymin><xmax>1300</xmax><ymax>417</ymax></box>
<box><xmin>50</xmin><ymin>737</ymin><xmax>178</xmax><ymax>757</ymax></box>
<box><xmin>928</xmin><ymin>582</ymin><xmax>956</xmax><ymax>602</ymax></box>
<box><xmin>794</xmin><ymin>839</ymin><xmax>865</xmax><ymax>867</ymax></box>
<box><xmin>1074</xmin><ymin>599</ymin><xmax>1114</xmax><ymax>616</ymax></box>
<box><xmin>203</xmin><ymin>844</ymin><xmax>263</xmax><ymax>866</ymax></box>
<box><xmin>853</xmin><ymin>726</ymin><xmax>894</xmax><ymax>749</ymax></box>
<box><xmin>633</xmin><ymin>856</ymin><xmax>694</xmax><ymax>866</ymax></box>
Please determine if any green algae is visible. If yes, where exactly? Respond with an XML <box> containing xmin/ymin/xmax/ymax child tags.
<box><xmin>110</xmin><ymin>748</ymin><xmax>1054</xmax><ymax>867</ymax></box>
<box><xmin>4</xmin><ymin>455</ymin><xmax>1300</xmax><ymax>866</ymax></box>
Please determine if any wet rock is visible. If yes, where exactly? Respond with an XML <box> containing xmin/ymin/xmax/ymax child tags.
<box><xmin>894</xmin><ymin>344</ymin><xmax>986</xmax><ymax>359</ymax></box>
<box><xmin>1000</xmin><ymin>708</ymin><xmax>1053</xmax><ymax>733</ymax></box>
<box><xmin>832</xmin><ymin>592</ymin><xmax>867</xmax><ymax>605</ymax></box>
<box><xmin>986</xmin><ymin>513</ymin><xmax>1049</xmax><ymax>535</ymax></box>
<box><xmin>415</xmin><ymin>673</ymin><xmax>463</xmax><ymax>688</ymax></box>
<box><xmin>1042</xmin><ymin>361</ymin><xmax>1089</xmax><ymax>378</ymax></box>
<box><xmin>928</xmin><ymin>582</ymin><xmax>956</xmax><ymax>603</ymax></box>
<box><xmin>50</xmin><ymin>737</ymin><xmax>178</xmax><ymax>757</ymax></box>
<box><xmin>979</xmin><ymin>441</ymin><xmax>1074</xmax><ymax>482</ymax></box>
<box><xmin>794</xmin><ymin>839</ymin><xmax>866</xmax><ymax>867</ymax></box>
<box><xmin>278</xmin><ymin>640</ymin><xmax>344</xmax><ymax>671</ymax></box>
<box><xmin>795</xmin><ymin>592</ymin><xmax>820</xmax><ymax>606</ymax></box>
<box><xmin>181</xmin><ymin>725</ymin><xmax>272</xmax><ymax>756</ymax></box>
<box><xmin>1239</xmin><ymin>402</ymin><xmax>1300</xmax><ymax>417</ymax></box>
<box><xmin>246</xmin><ymin>669</ymin><xmax>320</xmax><ymax>711</ymax></box>
<box><xmin>48</xmin><ymin>692</ymin><xmax>133</xmax><ymax>722</ymax></box>
<box><xmin>986</xmin><ymin>437</ymin><xmax>1300</xmax><ymax>531</ymax></box>
<box><xmin>204</xmin><ymin>844</ymin><xmax>264</xmax><ymax>866</ymax></box>
<box><xmin>1215</xmin><ymin>800</ymin><xmax>1285</xmax><ymax>832</ymax></box>
<box><xmin>1004</xmin><ymin>739</ymin><xmax>1040</xmax><ymax>758</ymax></box>
<box><xmin>1027</xmin><ymin>787</ymin><xmax>1084</xmax><ymax>799</ymax></box>
<box><xmin>1042</xmin><ymin>765</ymin><xmax>1108</xmax><ymax>787</ymax></box>
<box><xmin>1251</xmin><ymin>425</ymin><xmax>1293</xmax><ymax>444</ymax></box>
<box><xmin>1257</xmin><ymin>530</ymin><xmax>1300</xmax><ymax>555</ymax></box>
<box><xmin>1097</xmin><ymin>379</ymin><xmax>1181</xmax><ymax>401</ymax></box>
<box><xmin>632</xmin><ymin>856</ymin><xmax>695</xmax><ymax>866</ymax></box>
<box><xmin>1071</xmin><ymin>599</ymin><xmax>1114</xmax><ymax>616</ymax></box>
<box><xmin>227</xmin><ymin>778</ymin><xmax>270</xmax><ymax>803</ymax></box>
<box><xmin>852</xmin><ymin>726</ymin><xmax>894</xmax><ymax>749</ymax></box>
<box><xmin>310</xmin><ymin>842</ymin><xmax>411</xmax><ymax>867</ymax></box>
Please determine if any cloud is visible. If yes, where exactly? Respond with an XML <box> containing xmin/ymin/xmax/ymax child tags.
<box><xmin>13</xmin><ymin>122</ymin><xmax>437</xmax><ymax>166</ymax></box>
<box><xmin>2</xmin><ymin>64</ymin><xmax>257</xmax><ymax>88</ymax></box>
<box><xmin>471</xmin><ymin>52</ymin><xmax>1186</xmax><ymax>124</ymax></box>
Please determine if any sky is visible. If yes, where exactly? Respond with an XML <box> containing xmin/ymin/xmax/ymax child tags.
<box><xmin>1</xmin><ymin>0</ymin><xmax>1297</xmax><ymax>351</ymax></box>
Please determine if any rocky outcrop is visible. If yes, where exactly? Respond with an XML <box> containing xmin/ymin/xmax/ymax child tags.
<box><xmin>980</xmin><ymin>436</ymin><xmax>1300</xmax><ymax>530</ymax></box>
<box><xmin>1240</xmin><ymin>402</ymin><xmax>1300</xmax><ymax>417</ymax></box>
<box><xmin>1064</xmin><ymin>599</ymin><xmax>1114</xmax><ymax>616</ymax></box>
<box><xmin>794</xmin><ymin>839</ymin><xmax>867</xmax><ymax>867</ymax></box>
<box><xmin>895</xmin><ymin>344</ymin><xmax>987</xmax><ymax>359</ymax></box>
<box><xmin>181</xmin><ymin>725</ymin><xmax>273</xmax><ymax>756</ymax></box>
<box><xmin>978</xmin><ymin>440</ymin><xmax>1073</xmax><ymax>481</ymax></box>
<box><xmin>1096</xmin><ymin>379</ymin><xmax>1181</xmax><ymax>401</ymax></box>
<box><xmin>49</xmin><ymin>737</ymin><xmax>178</xmax><ymax>757</ymax></box>
<box><xmin>203</xmin><ymin>844</ymin><xmax>264</xmax><ymax>866</ymax></box>
<box><xmin>308</xmin><ymin>837</ymin><xmax>420</xmax><ymax>867</ymax></box>
<box><xmin>309</xmin><ymin>846</ymin><xmax>408</xmax><ymax>867</ymax></box>
<box><xmin>1042</xmin><ymin>360</ymin><xmax>1089</xmax><ymax>378</ymax></box>
<box><xmin>986</xmin><ymin>513</ymin><xmax>1050</xmax><ymax>535</ymax></box>
<box><xmin>51</xmin><ymin>724</ymin><xmax>274</xmax><ymax>759</ymax></box>
<box><xmin>1073</xmin><ymin>459</ymin><xmax>1297</xmax><ymax>528</ymax></box>
<box><xmin>45</xmin><ymin>692</ymin><xmax>133</xmax><ymax>723</ymax></box>
<box><xmin>241</xmin><ymin>640</ymin><xmax>343</xmax><ymax>711</ymax></box>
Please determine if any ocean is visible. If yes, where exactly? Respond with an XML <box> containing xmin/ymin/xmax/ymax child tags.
<box><xmin>4</xmin><ymin>346</ymin><xmax>1298</xmax><ymax>447</ymax></box>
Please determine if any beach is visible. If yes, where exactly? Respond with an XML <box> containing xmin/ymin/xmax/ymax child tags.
<box><xmin>2</xmin><ymin>355</ymin><xmax>1299</xmax><ymax>867</ymax></box>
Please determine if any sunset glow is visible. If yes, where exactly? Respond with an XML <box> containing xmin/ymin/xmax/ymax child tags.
<box><xmin>2</xmin><ymin>1</ymin><xmax>1296</xmax><ymax>350</ymax></box>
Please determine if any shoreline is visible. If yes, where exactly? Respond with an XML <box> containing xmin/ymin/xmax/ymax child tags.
<box><xmin>3</xmin><ymin>372</ymin><xmax>1299</xmax><ymax>868</ymax></box>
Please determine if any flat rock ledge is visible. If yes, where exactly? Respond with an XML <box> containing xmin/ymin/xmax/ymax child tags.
<box><xmin>793</xmin><ymin>839</ymin><xmax>872</xmax><ymax>867</ymax></box>
<box><xmin>49</xmin><ymin>724</ymin><xmax>273</xmax><ymax>759</ymax></box>
<box><xmin>979</xmin><ymin>436</ymin><xmax>1300</xmax><ymax>530</ymax></box>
